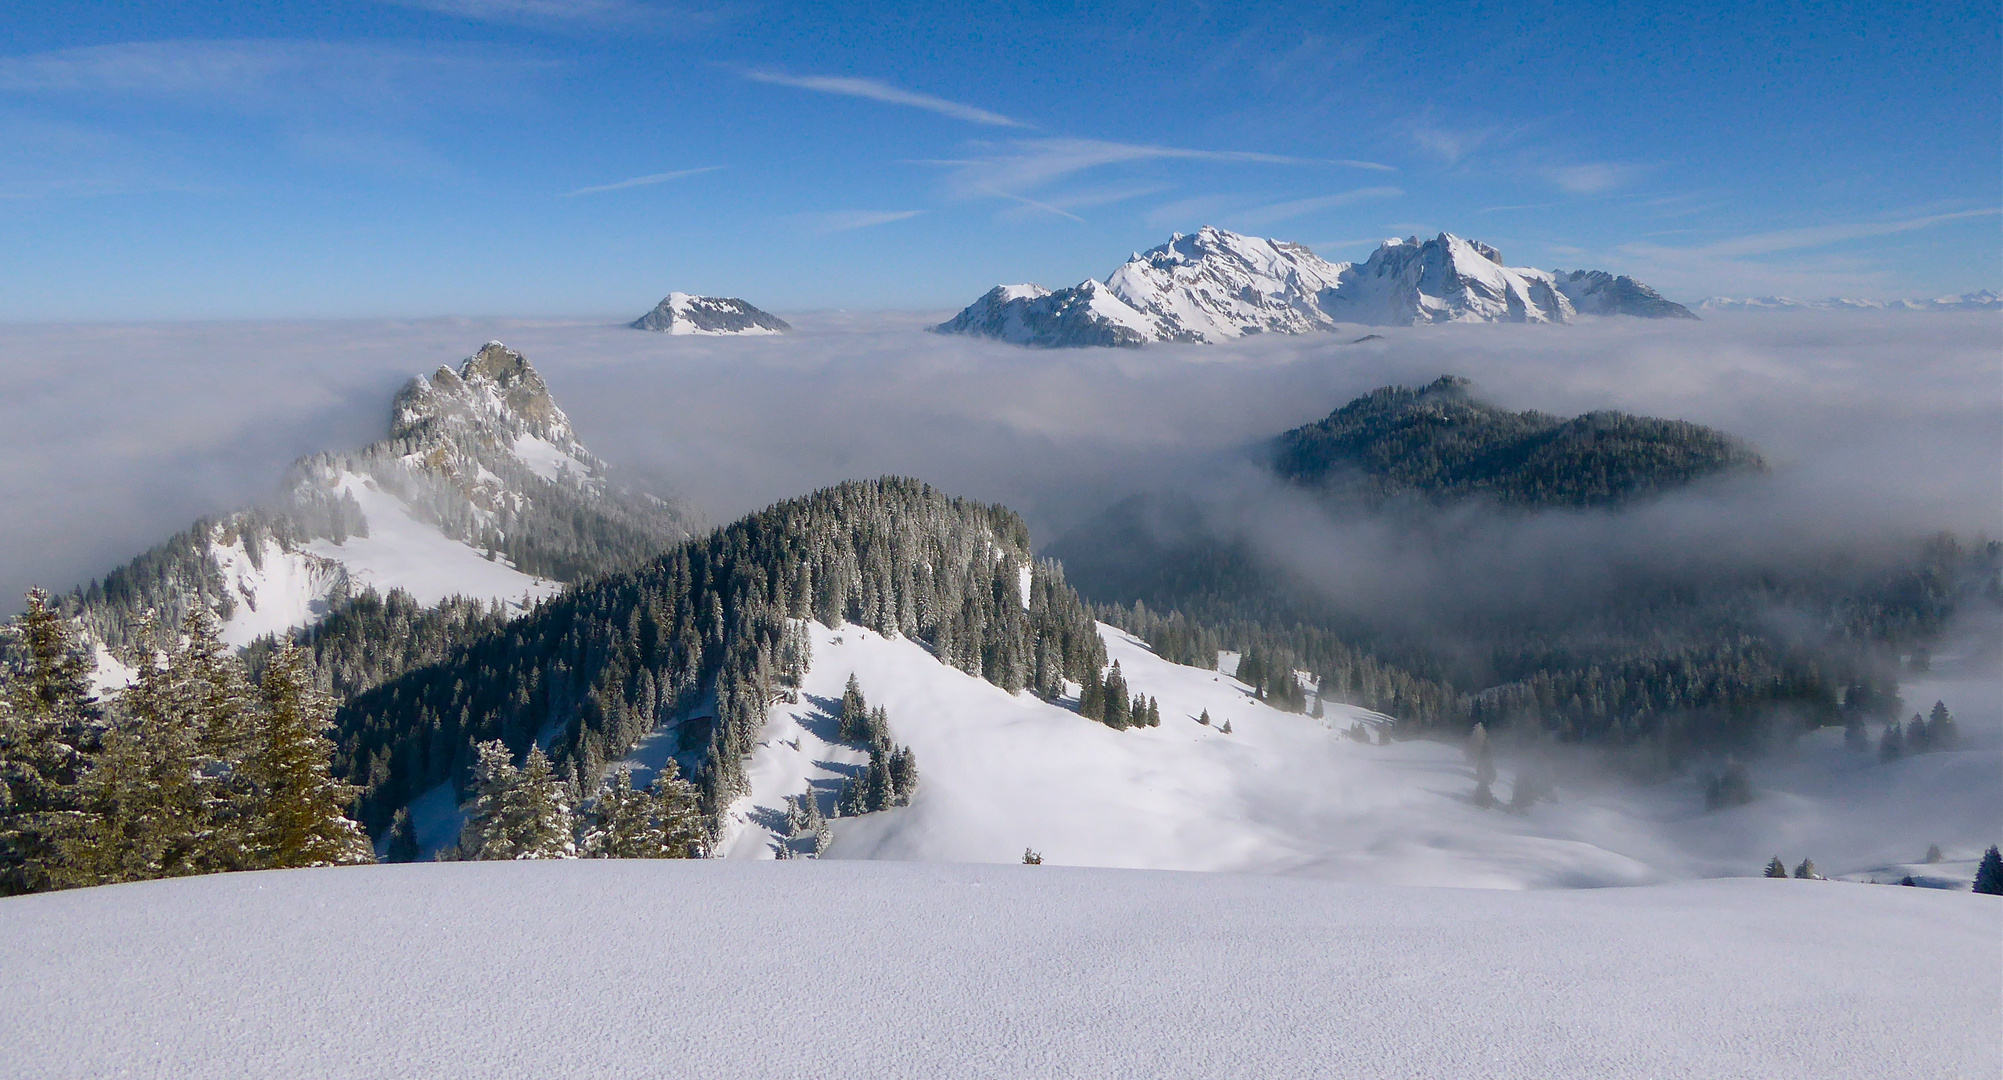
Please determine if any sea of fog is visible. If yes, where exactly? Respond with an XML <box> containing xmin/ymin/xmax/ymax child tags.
<box><xmin>1</xmin><ymin>309</ymin><xmax>1995</xmax><ymax>612</ymax></box>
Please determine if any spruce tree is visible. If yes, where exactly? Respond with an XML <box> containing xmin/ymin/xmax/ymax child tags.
<box><xmin>1</xmin><ymin>589</ymin><xmax>99</xmax><ymax>895</ymax></box>
<box><xmin>61</xmin><ymin>612</ymin><xmax>241</xmax><ymax>886</ymax></box>
<box><xmin>1927</xmin><ymin>701</ymin><xmax>1958</xmax><ymax>749</ymax></box>
<box><xmin>1973</xmin><ymin>846</ymin><xmax>2003</xmax><ymax>895</ymax></box>
<box><xmin>385</xmin><ymin>807</ymin><xmax>419</xmax><ymax>863</ymax></box>
<box><xmin>242</xmin><ymin>644</ymin><xmax>372</xmax><ymax>869</ymax></box>
<box><xmin>1878</xmin><ymin>721</ymin><xmax>1903</xmax><ymax>762</ymax></box>
<box><xmin>1793</xmin><ymin>857</ymin><xmax>1816</xmax><ymax>879</ymax></box>
<box><xmin>1103</xmin><ymin>663</ymin><xmax>1130</xmax><ymax>730</ymax></box>
<box><xmin>839</xmin><ymin>674</ymin><xmax>868</xmax><ymax>742</ymax></box>
<box><xmin>1198</xmin><ymin>708</ymin><xmax>1210</xmax><ymax>726</ymax></box>
<box><xmin>1764</xmin><ymin>856</ymin><xmax>1788</xmax><ymax>878</ymax></box>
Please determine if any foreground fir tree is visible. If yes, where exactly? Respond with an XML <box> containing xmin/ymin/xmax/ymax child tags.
<box><xmin>1974</xmin><ymin>846</ymin><xmax>2003</xmax><ymax>896</ymax></box>
<box><xmin>243</xmin><ymin>645</ymin><xmax>372</xmax><ymax>869</ymax></box>
<box><xmin>458</xmin><ymin>741</ymin><xmax>577</xmax><ymax>860</ymax></box>
<box><xmin>584</xmin><ymin>762</ymin><xmax>704</xmax><ymax>859</ymax></box>
<box><xmin>60</xmin><ymin>612</ymin><xmax>241</xmax><ymax>886</ymax></box>
<box><xmin>0</xmin><ymin>589</ymin><xmax>99</xmax><ymax>895</ymax></box>
<box><xmin>1764</xmin><ymin>857</ymin><xmax>1788</xmax><ymax>878</ymax></box>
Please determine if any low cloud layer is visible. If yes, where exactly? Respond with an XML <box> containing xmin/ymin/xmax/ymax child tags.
<box><xmin>0</xmin><ymin>310</ymin><xmax>1996</xmax><ymax>613</ymax></box>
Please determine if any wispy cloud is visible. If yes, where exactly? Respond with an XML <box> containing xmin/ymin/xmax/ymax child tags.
<box><xmin>564</xmin><ymin>165</ymin><xmax>724</xmax><ymax>196</ymax></box>
<box><xmin>1680</xmin><ymin>208</ymin><xmax>2002</xmax><ymax>258</ymax></box>
<box><xmin>1542</xmin><ymin>162</ymin><xmax>1643</xmax><ymax>195</ymax></box>
<box><xmin>382</xmin><ymin>0</ymin><xmax>732</xmax><ymax>29</ymax></box>
<box><xmin>1227</xmin><ymin>186</ymin><xmax>1403</xmax><ymax>228</ymax></box>
<box><xmin>933</xmin><ymin>138</ymin><xmax>1314</xmax><ymax>202</ymax></box>
<box><xmin>808</xmin><ymin>209</ymin><xmax>925</xmax><ymax>233</ymax></box>
<box><xmin>0</xmin><ymin>39</ymin><xmax>545</xmax><ymax>112</ymax></box>
<box><xmin>1330</xmin><ymin>159</ymin><xmax>1398</xmax><ymax>173</ymax></box>
<box><xmin>745</xmin><ymin>71</ymin><xmax>1028</xmax><ymax>128</ymax></box>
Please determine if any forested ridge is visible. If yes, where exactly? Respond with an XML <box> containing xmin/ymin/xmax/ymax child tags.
<box><xmin>1271</xmin><ymin>375</ymin><xmax>1764</xmax><ymax>508</ymax></box>
<box><xmin>329</xmin><ymin>478</ymin><xmax>1106</xmax><ymax>841</ymax></box>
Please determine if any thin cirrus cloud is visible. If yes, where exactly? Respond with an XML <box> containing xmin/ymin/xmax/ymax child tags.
<box><xmin>744</xmin><ymin>71</ymin><xmax>1029</xmax><ymax>128</ymax></box>
<box><xmin>1673</xmin><ymin>208</ymin><xmax>2002</xmax><ymax>258</ymax></box>
<box><xmin>0</xmin><ymin>39</ymin><xmax>545</xmax><ymax>111</ymax></box>
<box><xmin>381</xmin><ymin>0</ymin><xmax>732</xmax><ymax>29</ymax></box>
<box><xmin>1543</xmin><ymin>162</ymin><xmax>1644</xmax><ymax>195</ymax></box>
<box><xmin>564</xmin><ymin>165</ymin><xmax>724</xmax><ymax>196</ymax></box>
<box><xmin>930</xmin><ymin>138</ymin><xmax>1315</xmax><ymax>202</ymax></box>
<box><xmin>1227</xmin><ymin>186</ymin><xmax>1404</xmax><ymax>228</ymax></box>
<box><xmin>809</xmin><ymin>209</ymin><xmax>925</xmax><ymax>233</ymax></box>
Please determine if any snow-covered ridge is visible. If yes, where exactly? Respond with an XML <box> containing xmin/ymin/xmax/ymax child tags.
<box><xmin>1699</xmin><ymin>290</ymin><xmax>2001</xmax><ymax>312</ymax></box>
<box><xmin>630</xmin><ymin>292</ymin><xmax>790</xmax><ymax>334</ymax></box>
<box><xmin>1550</xmin><ymin>269</ymin><xmax>1698</xmax><ymax>319</ymax></box>
<box><xmin>937</xmin><ymin>227</ymin><xmax>1696</xmax><ymax>347</ymax></box>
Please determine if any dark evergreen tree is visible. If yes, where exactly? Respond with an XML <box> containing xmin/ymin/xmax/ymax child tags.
<box><xmin>0</xmin><ymin>589</ymin><xmax>100</xmax><ymax>895</ymax></box>
<box><xmin>1878</xmin><ymin>721</ymin><xmax>1904</xmax><ymax>762</ymax></box>
<box><xmin>1973</xmin><ymin>846</ymin><xmax>2003</xmax><ymax>895</ymax></box>
<box><xmin>1793</xmin><ymin>858</ymin><xmax>1816</xmax><ymax>879</ymax></box>
<box><xmin>1927</xmin><ymin>701</ymin><xmax>1959</xmax><ymax>749</ymax></box>
<box><xmin>1764</xmin><ymin>857</ymin><xmax>1788</xmax><ymax>878</ymax></box>
<box><xmin>241</xmin><ymin>645</ymin><xmax>372</xmax><ymax>869</ymax></box>
<box><xmin>385</xmin><ymin>807</ymin><xmax>419</xmax><ymax>863</ymax></box>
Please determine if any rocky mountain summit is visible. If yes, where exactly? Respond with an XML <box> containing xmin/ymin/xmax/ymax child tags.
<box><xmin>938</xmin><ymin>228</ymin><xmax>1691</xmax><ymax>347</ymax></box>
<box><xmin>631</xmin><ymin>293</ymin><xmax>790</xmax><ymax>334</ymax></box>
<box><xmin>62</xmin><ymin>342</ymin><xmax>692</xmax><ymax>661</ymax></box>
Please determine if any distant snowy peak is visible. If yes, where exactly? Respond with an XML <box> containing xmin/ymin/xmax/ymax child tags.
<box><xmin>631</xmin><ymin>293</ymin><xmax>790</xmax><ymax>335</ymax></box>
<box><xmin>1104</xmin><ymin>226</ymin><xmax>1352</xmax><ymax>342</ymax></box>
<box><xmin>1322</xmin><ymin>233</ymin><xmax>1573</xmax><ymax>326</ymax></box>
<box><xmin>1699</xmin><ymin>290</ymin><xmax>2002</xmax><ymax>313</ymax></box>
<box><xmin>1551</xmin><ymin>270</ymin><xmax>1698</xmax><ymax>319</ymax></box>
<box><xmin>940</xmin><ymin>227</ymin><xmax>1705</xmax><ymax>347</ymax></box>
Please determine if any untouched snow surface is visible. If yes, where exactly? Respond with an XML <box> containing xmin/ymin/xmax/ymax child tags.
<box><xmin>1</xmin><ymin>861</ymin><xmax>1994</xmax><ymax>1079</ymax></box>
<box><xmin>684</xmin><ymin>622</ymin><xmax>2002</xmax><ymax>890</ymax></box>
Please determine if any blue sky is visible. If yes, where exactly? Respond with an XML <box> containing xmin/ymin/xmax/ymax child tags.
<box><xmin>1</xmin><ymin>0</ymin><xmax>1997</xmax><ymax>318</ymax></box>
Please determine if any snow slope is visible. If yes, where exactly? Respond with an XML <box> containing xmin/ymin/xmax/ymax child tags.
<box><xmin>1</xmin><ymin>861</ymin><xmax>1993</xmax><ymax>1079</ymax></box>
<box><xmin>1323</xmin><ymin>233</ymin><xmax>1573</xmax><ymax>325</ymax></box>
<box><xmin>299</xmin><ymin>471</ymin><xmax>556</xmax><ymax>612</ymax></box>
<box><xmin>1102</xmin><ymin>226</ymin><xmax>1350</xmax><ymax>342</ymax></box>
<box><xmin>684</xmin><ymin>622</ymin><xmax>2002</xmax><ymax>890</ymax></box>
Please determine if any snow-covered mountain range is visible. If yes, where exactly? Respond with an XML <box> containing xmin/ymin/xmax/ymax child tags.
<box><xmin>937</xmin><ymin>227</ymin><xmax>1693</xmax><ymax>347</ymax></box>
<box><xmin>630</xmin><ymin>292</ymin><xmax>790</xmax><ymax>334</ymax></box>
<box><xmin>1699</xmin><ymin>290</ymin><xmax>2001</xmax><ymax>312</ymax></box>
<box><xmin>67</xmin><ymin>341</ymin><xmax>690</xmax><ymax>666</ymax></box>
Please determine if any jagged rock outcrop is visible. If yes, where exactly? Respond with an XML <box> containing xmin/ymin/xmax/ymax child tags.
<box><xmin>631</xmin><ymin>293</ymin><xmax>790</xmax><ymax>334</ymax></box>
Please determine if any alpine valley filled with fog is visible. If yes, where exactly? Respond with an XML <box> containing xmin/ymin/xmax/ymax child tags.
<box><xmin>2</xmin><ymin>5</ymin><xmax>1999</xmax><ymax>1077</ymax></box>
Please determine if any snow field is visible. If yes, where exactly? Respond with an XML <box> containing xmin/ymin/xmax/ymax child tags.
<box><xmin>709</xmin><ymin>622</ymin><xmax>2001</xmax><ymax>890</ymax></box>
<box><xmin>0</xmin><ymin>860</ymin><xmax>1993</xmax><ymax>1079</ymax></box>
<box><xmin>302</xmin><ymin>471</ymin><xmax>558</xmax><ymax>611</ymax></box>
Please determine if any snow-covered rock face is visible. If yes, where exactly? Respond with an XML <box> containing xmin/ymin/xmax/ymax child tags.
<box><xmin>71</xmin><ymin>341</ymin><xmax>686</xmax><ymax>667</ymax></box>
<box><xmin>1700</xmin><ymin>291</ymin><xmax>2002</xmax><ymax>312</ymax></box>
<box><xmin>630</xmin><ymin>292</ymin><xmax>790</xmax><ymax>334</ymax></box>
<box><xmin>1322</xmin><ymin>233</ymin><xmax>1573</xmax><ymax>326</ymax></box>
<box><xmin>1103</xmin><ymin>226</ymin><xmax>1351</xmax><ymax>342</ymax></box>
<box><xmin>932</xmin><ymin>281</ymin><xmax>1156</xmax><ymax>348</ymax></box>
<box><xmin>1552</xmin><ymin>269</ymin><xmax>1699</xmax><ymax>319</ymax></box>
<box><xmin>388</xmin><ymin>341</ymin><xmax>605</xmax><ymax>500</ymax></box>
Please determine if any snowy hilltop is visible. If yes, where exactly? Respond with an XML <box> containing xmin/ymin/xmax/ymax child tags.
<box><xmin>1699</xmin><ymin>290</ymin><xmax>2002</xmax><ymax>313</ymax></box>
<box><xmin>1550</xmin><ymin>268</ymin><xmax>1698</xmax><ymax>318</ymax></box>
<box><xmin>630</xmin><ymin>292</ymin><xmax>791</xmax><ymax>334</ymax></box>
<box><xmin>936</xmin><ymin>227</ymin><xmax>1695</xmax><ymax>346</ymax></box>
<box><xmin>63</xmin><ymin>341</ymin><xmax>692</xmax><ymax>664</ymax></box>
